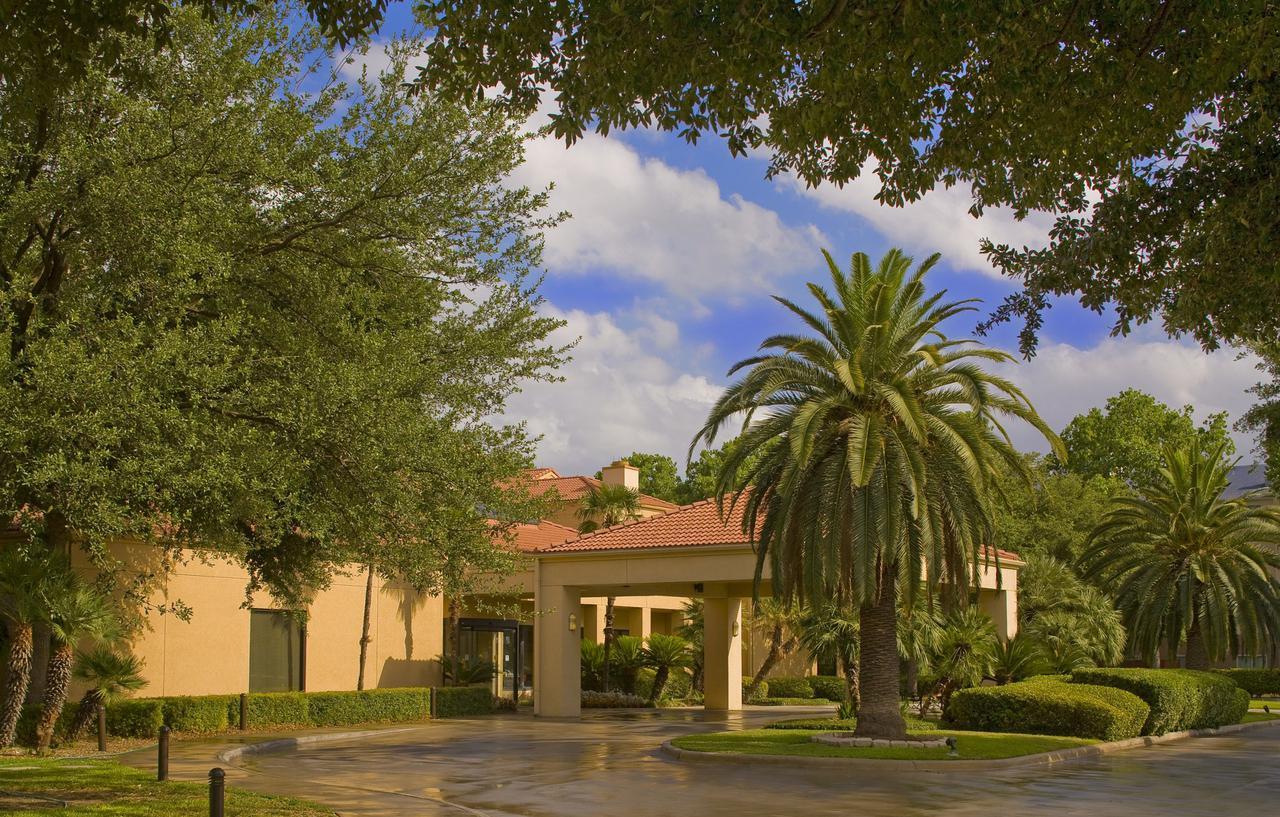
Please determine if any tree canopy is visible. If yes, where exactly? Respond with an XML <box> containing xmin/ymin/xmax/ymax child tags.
<box><xmin>409</xmin><ymin>1</ymin><xmax>1279</xmax><ymax>354</ymax></box>
<box><xmin>1058</xmin><ymin>389</ymin><xmax>1233</xmax><ymax>487</ymax></box>
<box><xmin>0</xmin><ymin>8</ymin><xmax>563</xmax><ymax>609</ymax></box>
<box><xmin>990</xmin><ymin>455</ymin><xmax>1125</xmax><ymax>565</ymax></box>
<box><xmin>603</xmin><ymin>452</ymin><xmax>681</xmax><ymax>503</ymax></box>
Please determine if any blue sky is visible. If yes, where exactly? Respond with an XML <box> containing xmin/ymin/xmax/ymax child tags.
<box><xmin>338</xmin><ymin>5</ymin><xmax>1262</xmax><ymax>476</ymax></box>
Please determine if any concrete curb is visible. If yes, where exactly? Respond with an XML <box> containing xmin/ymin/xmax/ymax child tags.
<box><xmin>659</xmin><ymin>717</ymin><xmax>1280</xmax><ymax>772</ymax></box>
<box><xmin>215</xmin><ymin>727</ymin><xmax>417</xmax><ymax>765</ymax></box>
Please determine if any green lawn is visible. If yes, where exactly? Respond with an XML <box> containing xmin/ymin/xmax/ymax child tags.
<box><xmin>671</xmin><ymin>728</ymin><xmax>1096</xmax><ymax>761</ymax></box>
<box><xmin>751</xmin><ymin>697</ymin><xmax>838</xmax><ymax>706</ymax></box>
<box><xmin>0</xmin><ymin>757</ymin><xmax>332</xmax><ymax>816</ymax></box>
<box><xmin>764</xmin><ymin>716</ymin><xmax>936</xmax><ymax>731</ymax></box>
<box><xmin>1249</xmin><ymin>699</ymin><xmax>1279</xmax><ymax>710</ymax></box>
<box><xmin>1242</xmin><ymin>710</ymin><xmax>1280</xmax><ymax>723</ymax></box>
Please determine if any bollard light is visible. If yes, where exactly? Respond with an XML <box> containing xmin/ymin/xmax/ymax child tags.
<box><xmin>157</xmin><ymin>726</ymin><xmax>171</xmax><ymax>781</ymax></box>
<box><xmin>208</xmin><ymin>767</ymin><xmax>226</xmax><ymax>817</ymax></box>
<box><xmin>96</xmin><ymin>704</ymin><xmax>107</xmax><ymax>752</ymax></box>
<box><xmin>946</xmin><ymin>736</ymin><xmax>958</xmax><ymax>757</ymax></box>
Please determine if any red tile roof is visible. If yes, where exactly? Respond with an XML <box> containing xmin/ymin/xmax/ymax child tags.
<box><xmin>547</xmin><ymin>499</ymin><xmax>752</xmax><ymax>552</ymax></box>
<box><xmin>490</xmin><ymin>518</ymin><xmax>579</xmax><ymax>553</ymax></box>
<box><xmin>523</xmin><ymin>467</ymin><xmax>563</xmax><ymax>480</ymax></box>
<box><xmin>546</xmin><ymin>498</ymin><xmax>1023</xmax><ymax>566</ymax></box>
<box><xmin>524</xmin><ymin>474</ymin><xmax>679</xmax><ymax>511</ymax></box>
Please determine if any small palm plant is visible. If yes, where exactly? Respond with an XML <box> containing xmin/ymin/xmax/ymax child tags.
<box><xmin>798</xmin><ymin>603</ymin><xmax>860</xmax><ymax>708</ymax></box>
<box><xmin>439</xmin><ymin>654</ymin><xmax>497</xmax><ymax>686</ymax></box>
<box><xmin>608</xmin><ymin>635</ymin><xmax>645</xmax><ymax>694</ymax></box>
<box><xmin>926</xmin><ymin>607</ymin><xmax>997</xmax><ymax>715</ymax></box>
<box><xmin>744</xmin><ymin>599</ymin><xmax>800</xmax><ymax>699</ymax></box>
<box><xmin>1082</xmin><ymin>441</ymin><xmax>1280</xmax><ymax>668</ymax></box>
<box><xmin>989</xmin><ymin>634</ymin><xmax>1047</xmax><ymax>685</ymax></box>
<box><xmin>676</xmin><ymin>600</ymin><xmax>705</xmax><ymax>691</ymax></box>
<box><xmin>580</xmin><ymin>640</ymin><xmax>605</xmax><ymax>691</ymax></box>
<box><xmin>37</xmin><ymin>579</ymin><xmax>119</xmax><ymax>750</ymax></box>
<box><xmin>66</xmin><ymin>647</ymin><xmax>148</xmax><ymax>740</ymax></box>
<box><xmin>576</xmin><ymin>483</ymin><xmax>641</xmax><ymax>533</ymax></box>
<box><xmin>641</xmin><ymin>634</ymin><xmax>693</xmax><ymax>705</ymax></box>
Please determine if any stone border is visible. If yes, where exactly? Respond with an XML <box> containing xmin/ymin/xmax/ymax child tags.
<box><xmin>812</xmin><ymin>732</ymin><xmax>949</xmax><ymax>750</ymax></box>
<box><xmin>660</xmin><ymin>717</ymin><xmax>1280</xmax><ymax>772</ymax></box>
<box><xmin>215</xmin><ymin>727</ymin><xmax>416</xmax><ymax>765</ymax></box>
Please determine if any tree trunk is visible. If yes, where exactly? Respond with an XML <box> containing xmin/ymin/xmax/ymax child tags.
<box><xmin>744</xmin><ymin>624</ymin><xmax>795</xmax><ymax>699</ymax></box>
<box><xmin>357</xmin><ymin>565</ymin><xmax>374</xmax><ymax>691</ymax></box>
<box><xmin>35</xmin><ymin>642</ymin><xmax>73</xmax><ymax>751</ymax></box>
<box><xmin>0</xmin><ymin>622</ymin><xmax>34</xmax><ymax>747</ymax></box>
<box><xmin>841</xmin><ymin>652</ymin><xmax>860</xmax><ymax>713</ymax></box>
<box><xmin>1184</xmin><ymin>620</ymin><xmax>1211</xmax><ymax>670</ymax></box>
<box><xmin>602</xmin><ymin>596</ymin><xmax>616</xmax><ymax>692</ymax></box>
<box><xmin>66</xmin><ymin>689</ymin><xmax>104</xmax><ymax>742</ymax></box>
<box><xmin>648</xmin><ymin>665</ymin><xmax>670</xmax><ymax>706</ymax></box>
<box><xmin>853</xmin><ymin>563</ymin><xmax>908</xmax><ymax>740</ymax></box>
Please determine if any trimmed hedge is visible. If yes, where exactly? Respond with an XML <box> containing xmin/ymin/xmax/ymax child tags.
<box><xmin>162</xmin><ymin>695</ymin><xmax>234</xmax><ymax>733</ymax></box>
<box><xmin>581</xmin><ymin>690</ymin><xmax>647</xmax><ymax>708</ymax></box>
<box><xmin>744</xmin><ymin>679</ymin><xmax>769</xmax><ymax>703</ymax></box>
<box><xmin>766</xmin><ymin>677</ymin><xmax>815</xmax><ymax>699</ymax></box>
<box><xmin>106</xmin><ymin>698</ymin><xmax>165</xmax><ymax>738</ymax></box>
<box><xmin>1072</xmin><ymin>668</ymin><xmax>1249</xmax><ymax>735</ymax></box>
<box><xmin>15</xmin><ymin>703</ymin><xmax>76</xmax><ymax>746</ymax></box>
<box><xmin>1215</xmin><ymin>668</ymin><xmax>1280</xmax><ymax>697</ymax></box>
<box><xmin>309</xmin><ymin>688</ymin><xmax>431</xmax><ymax>727</ymax></box>
<box><xmin>245</xmin><ymin>692</ymin><xmax>309</xmax><ymax>726</ymax></box>
<box><xmin>945</xmin><ymin>679</ymin><xmax>1149</xmax><ymax>741</ymax></box>
<box><xmin>432</xmin><ymin>685</ymin><xmax>494</xmax><ymax>718</ymax></box>
<box><xmin>806</xmin><ymin>675</ymin><xmax>846</xmax><ymax>702</ymax></box>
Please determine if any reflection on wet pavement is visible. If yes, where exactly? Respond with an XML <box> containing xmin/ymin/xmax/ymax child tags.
<box><xmin>210</xmin><ymin>709</ymin><xmax>1280</xmax><ymax>816</ymax></box>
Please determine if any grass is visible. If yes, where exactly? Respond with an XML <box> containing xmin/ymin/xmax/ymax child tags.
<box><xmin>1249</xmin><ymin>699</ymin><xmax>1279</xmax><ymax>710</ymax></box>
<box><xmin>1241</xmin><ymin>710</ymin><xmax>1280</xmax><ymax>723</ymax></box>
<box><xmin>0</xmin><ymin>757</ymin><xmax>332</xmax><ymax>816</ymax></box>
<box><xmin>671</xmin><ymin>728</ymin><xmax>1096</xmax><ymax>761</ymax></box>
<box><xmin>765</xmin><ymin>716</ymin><xmax>936</xmax><ymax>731</ymax></box>
<box><xmin>751</xmin><ymin>697</ymin><xmax>837</xmax><ymax>706</ymax></box>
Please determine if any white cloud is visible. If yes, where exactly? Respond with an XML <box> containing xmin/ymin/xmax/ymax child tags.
<box><xmin>785</xmin><ymin>163</ymin><xmax>1057</xmax><ymax>279</ymax></box>
<box><xmin>509</xmin><ymin>134</ymin><xmax>827</xmax><ymax>304</ymax></box>
<box><xmin>1000</xmin><ymin>337</ymin><xmax>1261</xmax><ymax>455</ymax></box>
<box><xmin>507</xmin><ymin>304</ymin><xmax>723</xmax><ymax>475</ymax></box>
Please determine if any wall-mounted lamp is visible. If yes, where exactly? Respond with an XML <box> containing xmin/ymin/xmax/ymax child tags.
<box><xmin>731</xmin><ymin>620</ymin><xmax>740</xmax><ymax>638</ymax></box>
<box><xmin>568</xmin><ymin>613</ymin><xmax>578</xmax><ymax>632</ymax></box>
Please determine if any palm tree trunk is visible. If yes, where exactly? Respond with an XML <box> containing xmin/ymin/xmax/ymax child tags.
<box><xmin>0</xmin><ymin>621</ymin><xmax>34</xmax><ymax>748</ymax></box>
<box><xmin>840</xmin><ymin>652</ymin><xmax>859</xmax><ymax>713</ymax></box>
<box><xmin>66</xmin><ymin>689</ymin><xmax>104</xmax><ymax>741</ymax></box>
<box><xmin>35</xmin><ymin>642</ymin><xmax>73</xmax><ymax>751</ymax></box>
<box><xmin>602</xmin><ymin>596</ymin><xmax>616</xmax><ymax>691</ymax></box>
<box><xmin>744</xmin><ymin>624</ymin><xmax>795</xmax><ymax>698</ymax></box>
<box><xmin>648</xmin><ymin>665</ymin><xmax>669</xmax><ymax>705</ymax></box>
<box><xmin>1184</xmin><ymin>620</ymin><xmax>1211</xmax><ymax>670</ymax></box>
<box><xmin>357</xmin><ymin>565</ymin><xmax>374</xmax><ymax>691</ymax></box>
<box><xmin>853</xmin><ymin>564</ymin><xmax>908</xmax><ymax>740</ymax></box>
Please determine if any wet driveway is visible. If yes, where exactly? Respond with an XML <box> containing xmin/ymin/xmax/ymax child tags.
<box><xmin>178</xmin><ymin>708</ymin><xmax>1280</xmax><ymax>816</ymax></box>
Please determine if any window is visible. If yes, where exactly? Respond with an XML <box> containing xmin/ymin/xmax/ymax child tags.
<box><xmin>249</xmin><ymin>610</ymin><xmax>305</xmax><ymax>692</ymax></box>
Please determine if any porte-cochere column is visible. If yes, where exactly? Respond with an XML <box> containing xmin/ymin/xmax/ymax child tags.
<box><xmin>702</xmin><ymin>594</ymin><xmax>743</xmax><ymax>711</ymax></box>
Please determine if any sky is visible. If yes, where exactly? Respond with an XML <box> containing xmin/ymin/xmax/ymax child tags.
<box><xmin>333</xmin><ymin>5</ymin><xmax>1265</xmax><ymax>477</ymax></box>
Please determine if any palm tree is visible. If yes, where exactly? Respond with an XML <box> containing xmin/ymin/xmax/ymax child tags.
<box><xmin>641</xmin><ymin>634</ymin><xmax>693</xmax><ymax>704</ymax></box>
<box><xmin>676</xmin><ymin>600</ymin><xmax>705</xmax><ymax>691</ymax></box>
<box><xmin>36</xmin><ymin>579</ymin><xmax>118</xmax><ymax>750</ymax></box>
<box><xmin>897</xmin><ymin>597</ymin><xmax>942</xmax><ymax>702</ymax></box>
<box><xmin>0</xmin><ymin>549</ymin><xmax>61</xmax><ymax>748</ymax></box>
<box><xmin>1082</xmin><ymin>441</ymin><xmax>1280</xmax><ymax>669</ymax></box>
<box><xmin>693</xmin><ymin>249</ymin><xmax>1059</xmax><ymax>739</ymax></box>
<box><xmin>577</xmin><ymin>482</ymin><xmax>642</xmax><ymax>689</ymax></box>
<box><xmin>744</xmin><ymin>599</ymin><xmax>800</xmax><ymax>699</ymax></box>
<box><xmin>797</xmin><ymin>603</ymin><xmax>860</xmax><ymax>708</ymax></box>
<box><xmin>576</xmin><ymin>482</ymin><xmax>641</xmax><ymax>533</ymax></box>
<box><xmin>66</xmin><ymin>647</ymin><xmax>148</xmax><ymax>740</ymax></box>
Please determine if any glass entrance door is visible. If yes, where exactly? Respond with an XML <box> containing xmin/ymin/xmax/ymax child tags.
<box><xmin>457</xmin><ymin>619</ymin><xmax>528</xmax><ymax>701</ymax></box>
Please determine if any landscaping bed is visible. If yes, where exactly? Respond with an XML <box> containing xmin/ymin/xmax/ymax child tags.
<box><xmin>670</xmin><ymin>728</ymin><xmax>1095</xmax><ymax>761</ymax></box>
<box><xmin>0</xmin><ymin>757</ymin><xmax>331</xmax><ymax>816</ymax></box>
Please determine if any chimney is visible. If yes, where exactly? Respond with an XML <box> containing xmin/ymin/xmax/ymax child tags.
<box><xmin>600</xmin><ymin>459</ymin><xmax>640</xmax><ymax>492</ymax></box>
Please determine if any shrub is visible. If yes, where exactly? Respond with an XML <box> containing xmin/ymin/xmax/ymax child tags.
<box><xmin>247</xmin><ymin>692</ymin><xmax>309</xmax><ymax>727</ymax></box>
<box><xmin>944</xmin><ymin>679</ymin><xmax>1148</xmax><ymax>741</ymax></box>
<box><xmin>15</xmin><ymin>703</ymin><xmax>75</xmax><ymax>746</ymax></box>
<box><xmin>634</xmin><ymin>668</ymin><xmax>657</xmax><ymax>701</ymax></box>
<box><xmin>308</xmin><ymin>689</ymin><xmax>430</xmax><ymax>727</ymax></box>
<box><xmin>1215</xmin><ymin>668</ymin><xmax>1280</xmax><ymax>697</ymax></box>
<box><xmin>765</xmin><ymin>676</ymin><xmax>814</xmax><ymax>699</ymax></box>
<box><xmin>432</xmin><ymin>685</ymin><xmax>493</xmax><ymax>718</ymax></box>
<box><xmin>1073</xmin><ymin>668</ymin><xmax>1249</xmax><ymax>734</ymax></box>
<box><xmin>106</xmin><ymin>698</ymin><xmax>165</xmax><ymax>738</ymax></box>
<box><xmin>806</xmin><ymin>675</ymin><xmax>846</xmax><ymax>702</ymax></box>
<box><xmin>162</xmin><ymin>695</ymin><xmax>233</xmax><ymax>733</ymax></box>
<box><xmin>580</xmin><ymin>690</ymin><xmax>647</xmax><ymax>708</ymax></box>
<box><xmin>743</xmin><ymin>679</ymin><xmax>769</xmax><ymax>703</ymax></box>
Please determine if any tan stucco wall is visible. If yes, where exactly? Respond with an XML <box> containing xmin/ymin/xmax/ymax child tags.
<box><xmin>70</xmin><ymin>541</ymin><xmax>443</xmax><ymax>697</ymax></box>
